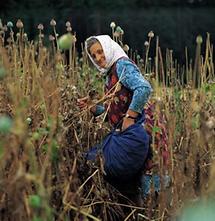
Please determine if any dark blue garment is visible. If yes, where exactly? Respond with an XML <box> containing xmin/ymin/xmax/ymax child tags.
<box><xmin>86</xmin><ymin>113</ymin><xmax>149</xmax><ymax>180</ymax></box>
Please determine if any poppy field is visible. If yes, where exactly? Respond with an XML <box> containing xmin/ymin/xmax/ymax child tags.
<box><xmin>0</xmin><ymin>19</ymin><xmax>214</xmax><ymax>221</ymax></box>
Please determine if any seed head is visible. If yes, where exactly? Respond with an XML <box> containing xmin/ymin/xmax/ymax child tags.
<box><xmin>148</xmin><ymin>31</ymin><xmax>154</xmax><ymax>38</ymax></box>
<box><xmin>67</xmin><ymin>26</ymin><xmax>72</xmax><ymax>32</ymax></box>
<box><xmin>16</xmin><ymin>19</ymin><xmax>24</xmax><ymax>29</ymax></box>
<box><xmin>7</xmin><ymin>21</ymin><xmax>13</xmax><ymax>28</ymax></box>
<box><xmin>73</xmin><ymin>35</ymin><xmax>77</xmax><ymax>43</ymax></box>
<box><xmin>110</xmin><ymin>22</ymin><xmax>116</xmax><ymax>29</ymax></box>
<box><xmin>144</xmin><ymin>41</ymin><xmax>149</xmax><ymax>46</ymax></box>
<box><xmin>66</xmin><ymin>21</ymin><xmax>71</xmax><ymax>27</ymax></box>
<box><xmin>49</xmin><ymin>35</ymin><xmax>55</xmax><ymax>41</ymax></box>
<box><xmin>71</xmin><ymin>85</ymin><xmax>77</xmax><ymax>91</ymax></box>
<box><xmin>37</xmin><ymin>24</ymin><xmax>44</xmax><ymax>30</ymax></box>
<box><xmin>196</xmin><ymin>35</ymin><xmax>203</xmax><ymax>44</ymax></box>
<box><xmin>23</xmin><ymin>33</ymin><xmax>28</xmax><ymax>41</ymax></box>
<box><xmin>116</xmin><ymin>26</ymin><xmax>123</xmax><ymax>34</ymax></box>
<box><xmin>58</xmin><ymin>33</ymin><xmax>74</xmax><ymax>50</ymax></box>
<box><xmin>26</xmin><ymin>117</ymin><xmax>32</xmax><ymax>125</ymax></box>
<box><xmin>136</xmin><ymin>55</ymin><xmax>141</xmax><ymax>60</ymax></box>
<box><xmin>123</xmin><ymin>44</ymin><xmax>129</xmax><ymax>52</ymax></box>
<box><xmin>50</xmin><ymin>19</ymin><xmax>56</xmax><ymax>26</ymax></box>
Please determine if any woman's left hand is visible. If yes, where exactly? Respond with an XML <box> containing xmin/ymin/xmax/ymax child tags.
<box><xmin>121</xmin><ymin>117</ymin><xmax>135</xmax><ymax>131</ymax></box>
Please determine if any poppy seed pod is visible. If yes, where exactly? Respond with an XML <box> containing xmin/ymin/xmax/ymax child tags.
<box><xmin>49</xmin><ymin>35</ymin><xmax>55</xmax><ymax>41</ymax></box>
<box><xmin>196</xmin><ymin>35</ymin><xmax>203</xmax><ymax>44</ymax></box>
<box><xmin>148</xmin><ymin>31</ymin><xmax>154</xmax><ymax>38</ymax></box>
<box><xmin>110</xmin><ymin>22</ymin><xmax>116</xmax><ymax>29</ymax></box>
<box><xmin>136</xmin><ymin>55</ymin><xmax>141</xmax><ymax>60</ymax></box>
<box><xmin>123</xmin><ymin>44</ymin><xmax>129</xmax><ymax>52</ymax></box>
<box><xmin>58</xmin><ymin>33</ymin><xmax>74</xmax><ymax>50</ymax></box>
<box><xmin>37</xmin><ymin>24</ymin><xmax>44</xmax><ymax>30</ymax></box>
<box><xmin>66</xmin><ymin>21</ymin><xmax>71</xmax><ymax>27</ymax></box>
<box><xmin>16</xmin><ymin>19</ymin><xmax>24</xmax><ymax>29</ymax></box>
<box><xmin>67</xmin><ymin>27</ymin><xmax>72</xmax><ymax>32</ymax></box>
<box><xmin>73</xmin><ymin>35</ymin><xmax>77</xmax><ymax>43</ymax></box>
<box><xmin>23</xmin><ymin>33</ymin><xmax>28</xmax><ymax>41</ymax></box>
<box><xmin>50</xmin><ymin>19</ymin><xmax>56</xmax><ymax>26</ymax></box>
<box><xmin>116</xmin><ymin>26</ymin><xmax>123</xmax><ymax>34</ymax></box>
<box><xmin>7</xmin><ymin>21</ymin><xmax>13</xmax><ymax>28</ymax></box>
<box><xmin>144</xmin><ymin>41</ymin><xmax>149</xmax><ymax>47</ymax></box>
<box><xmin>26</xmin><ymin>117</ymin><xmax>32</xmax><ymax>125</ymax></box>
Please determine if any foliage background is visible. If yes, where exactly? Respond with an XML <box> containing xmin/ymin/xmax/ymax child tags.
<box><xmin>0</xmin><ymin>0</ymin><xmax>215</xmax><ymax>60</ymax></box>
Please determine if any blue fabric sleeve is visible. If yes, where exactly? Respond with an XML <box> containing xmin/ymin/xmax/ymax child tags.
<box><xmin>116</xmin><ymin>58</ymin><xmax>152</xmax><ymax>113</ymax></box>
<box><xmin>94</xmin><ymin>105</ymin><xmax>105</xmax><ymax>116</ymax></box>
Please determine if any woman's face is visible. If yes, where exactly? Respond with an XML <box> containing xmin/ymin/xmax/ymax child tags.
<box><xmin>89</xmin><ymin>42</ymin><xmax>107</xmax><ymax>68</ymax></box>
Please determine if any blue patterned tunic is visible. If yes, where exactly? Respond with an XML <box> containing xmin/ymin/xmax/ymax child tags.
<box><xmin>116</xmin><ymin>58</ymin><xmax>152</xmax><ymax>113</ymax></box>
<box><xmin>95</xmin><ymin>58</ymin><xmax>152</xmax><ymax>116</ymax></box>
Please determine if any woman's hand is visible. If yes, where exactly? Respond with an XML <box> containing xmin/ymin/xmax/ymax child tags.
<box><xmin>121</xmin><ymin>110</ymin><xmax>139</xmax><ymax>131</ymax></box>
<box><xmin>121</xmin><ymin>117</ymin><xmax>135</xmax><ymax>131</ymax></box>
<box><xmin>77</xmin><ymin>96</ymin><xmax>96</xmax><ymax>113</ymax></box>
<box><xmin>77</xmin><ymin>96</ymin><xmax>89</xmax><ymax>110</ymax></box>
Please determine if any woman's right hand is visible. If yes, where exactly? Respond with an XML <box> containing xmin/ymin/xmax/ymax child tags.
<box><xmin>77</xmin><ymin>96</ymin><xmax>96</xmax><ymax>113</ymax></box>
<box><xmin>77</xmin><ymin>96</ymin><xmax>89</xmax><ymax>110</ymax></box>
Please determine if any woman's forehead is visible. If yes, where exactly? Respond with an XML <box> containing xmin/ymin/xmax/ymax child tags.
<box><xmin>89</xmin><ymin>41</ymin><xmax>103</xmax><ymax>53</ymax></box>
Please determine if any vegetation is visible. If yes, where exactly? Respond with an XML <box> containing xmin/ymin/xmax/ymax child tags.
<box><xmin>1</xmin><ymin>1</ymin><xmax>215</xmax><ymax>60</ymax></box>
<box><xmin>0</xmin><ymin>19</ymin><xmax>214</xmax><ymax>221</ymax></box>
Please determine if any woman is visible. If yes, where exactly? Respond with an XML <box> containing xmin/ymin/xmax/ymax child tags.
<box><xmin>78</xmin><ymin>35</ymin><xmax>152</xmax><ymax>204</ymax></box>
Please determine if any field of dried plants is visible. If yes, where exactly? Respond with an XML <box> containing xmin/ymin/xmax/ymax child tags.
<box><xmin>0</xmin><ymin>19</ymin><xmax>214</xmax><ymax>221</ymax></box>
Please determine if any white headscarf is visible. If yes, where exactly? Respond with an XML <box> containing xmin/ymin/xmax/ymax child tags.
<box><xmin>85</xmin><ymin>35</ymin><xmax>128</xmax><ymax>74</ymax></box>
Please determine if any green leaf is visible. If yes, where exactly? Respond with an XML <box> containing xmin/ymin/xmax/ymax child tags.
<box><xmin>152</xmin><ymin>126</ymin><xmax>161</xmax><ymax>133</ymax></box>
<box><xmin>29</xmin><ymin>195</ymin><xmax>41</xmax><ymax>208</ymax></box>
<box><xmin>0</xmin><ymin>116</ymin><xmax>13</xmax><ymax>134</ymax></box>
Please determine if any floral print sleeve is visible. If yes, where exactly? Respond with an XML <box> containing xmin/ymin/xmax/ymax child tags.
<box><xmin>116</xmin><ymin>58</ymin><xmax>152</xmax><ymax>113</ymax></box>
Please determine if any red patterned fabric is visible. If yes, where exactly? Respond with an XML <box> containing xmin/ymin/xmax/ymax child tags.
<box><xmin>105</xmin><ymin>62</ymin><xmax>132</xmax><ymax>127</ymax></box>
<box><xmin>144</xmin><ymin>101</ymin><xmax>169</xmax><ymax>167</ymax></box>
